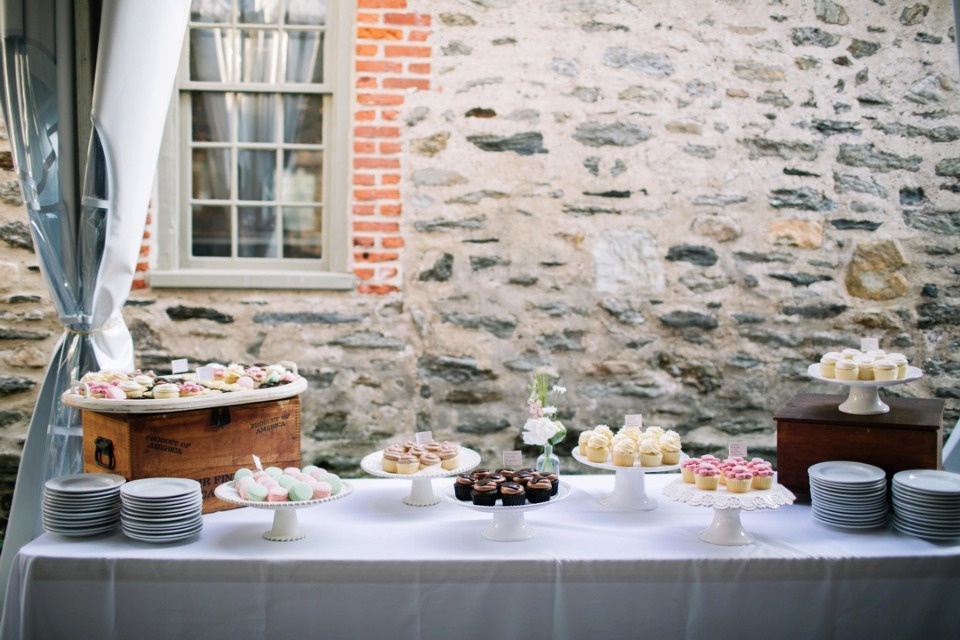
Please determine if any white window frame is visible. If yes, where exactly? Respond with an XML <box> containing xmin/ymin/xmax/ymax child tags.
<box><xmin>151</xmin><ymin>0</ymin><xmax>355</xmax><ymax>290</ymax></box>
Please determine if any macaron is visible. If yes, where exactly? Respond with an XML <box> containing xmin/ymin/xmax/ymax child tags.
<box><xmin>277</xmin><ymin>474</ymin><xmax>298</xmax><ymax>489</ymax></box>
<box><xmin>234</xmin><ymin>468</ymin><xmax>254</xmax><ymax>483</ymax></box>
<box><xmin>245</xmin><ymin>483</ymin><xmax>268</xmax><ymax>502</ymax></box>
<box><xmin>265</xmin><ymin>467</ymin><xmax>283</xmax><ymax>479</ymax></box>
<box><xmin>309</xmin><ymin>481</ymin><xmax>332</xmax><ymax>499</ymax></box>
<box><xmin>288</xmin><ymin>482</ymin><xmax>314</xmax><ymax>502</ymax></box>
<box><xmin>267</xmin><ymin>486</ymin><xmax>289</xmax><ymax>502</ymax></box>
<box><xmin>324</xmin><ymin>473</ymin><xmax>342</xmax><ymax>495</ymax></box>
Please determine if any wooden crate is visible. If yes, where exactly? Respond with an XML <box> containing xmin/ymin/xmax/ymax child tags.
<box><xmin>774</xmin><ymin>393</ymin><xmax>944</xmax><ymax>500</ymax></box>
<box><xmin>82</xmin><ymin>397</ymin><xmax>301</xmax><ymax>513</ymax></box>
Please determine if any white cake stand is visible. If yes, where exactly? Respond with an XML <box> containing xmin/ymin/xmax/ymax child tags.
<box><xmin>806</xmin><ymin>363</ymin><xmax>923</xmax><ymax>415</ymax></box>
<box><xmin>662</xmin><ymin>478</ymin><xmax>795</xmax><ymax>546</ymax></box>
<box><xmin>572</xmin><ymin>449</ymin><xmax>685</xmax><ymax>510</ymax></box>
<box><xmin>443</xmin><ymin>481</ymin><xmax>572</xmax><ymax>541</ymax></box>
<box><xmin>360</xmin><ymin>448</ymin><xmax>481</xmax><ymax>506</ymax></box>
<box><xmin>214</xmin><ymin>481</ymin><xmax>353</xmax><ymax>541</ymax></box>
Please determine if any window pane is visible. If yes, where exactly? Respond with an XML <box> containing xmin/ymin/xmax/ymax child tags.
<box><xmin>238</xmin><ymin>150</ymin><xmax>276</xmax><ymax>200</ymax></box>
<box><xmin>283</xmin><ymin>150</ymin><xmax>322</xmax><ymax>202</ymax></box>
<box><xmin>192</xmin><ymin>92</ymin><xmax>233</xmax><ymax>143</ymax></box>
<box><xmin>286</xmin><ymin>0</ymin><xmax>326</xmax><ymax>25</ymax></box>
<box><xmin>283</xmin><ymin>207</ymin><xmax>322</xmax><ymax>259</ymax></box>
<box><xmin>283</xmin><ymin>94</ymin><xmax>323</xmax><ymax>144</ymax></box>
<box><xmin>192</xmin><ymin>205</ymin><xmax>232</xmax><ymax>257</ymax></box>
<box><xmin>238</xmin><ymin>93</ymin><xmax>275</xmax><ymax>142</ymax></box>
<box><xmin>192</xmin><ymin>148</ymin><xmax>231</xmax><ymax>199</ymax></box>
<box><xmin>238</xmin><ymin>206</ymin><xmax>278</xmax><ymax>257</ymax></box>
<box><xmin>190</xmin><ymin>29</ymin><xmax>232</xmax><ymax>82</ymax></box>
<box><xmin>239</xmin><ymin>0</ymin><xmax>279</xmax><ymax>23</ymax></box>
<box><xmin>191</xmin><ymin>0</ymin><xmax>231</xmax><ymax>22</ymax></box>
<box><xmin>285</xmin><ymin>31</ymin><xmax>323</xmax><ymax>83</ymax></box>
<box><xmin>240</xmin><ymin>29</ymin><xmax>278</xmax><ymax>83</ymax></box>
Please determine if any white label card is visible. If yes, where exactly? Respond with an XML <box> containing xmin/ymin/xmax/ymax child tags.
<box><xmin>171</xmin><ymin>358</ymin><xmax>189</xmax><ymax>374</ymax></box>
<box><xmin>624</xmin><ymin>414</ymin><xmax>643</xmax><ymax>428</ymax></box>
<box><xmin>502</xmin><ymin>451</ymin><xmax>523</xmax><ymax>468</ymax></box>
<box><xmin>728</xmin><ymin>442</ymin><xmax>748</xmax><ymax>459</ymax></box>
<box><xmin>196</xmin><ymin>366</ymin><xmax>214</xmax><ymax>381</ymax></box>
<box><xmin>860</xmin><ymin>337</ymin><xmax>879</xmax><ymax>351</ymax></box>
<box><xmin>252</xmin><ymin>454</ymin><xmax>263</xmax><ymax>471</ymax></box>
<box><xmin>415</xmin><ymin>430</ymin><xmax>433</xmax><ymax>445</ymax></box>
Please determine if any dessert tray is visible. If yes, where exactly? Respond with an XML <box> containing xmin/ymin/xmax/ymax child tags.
<box><xmin>360</xmin><ymin>448</ymin><xmax>481</xmax><ymax>506</ymax></box>
<box><xmin>62</xmin><ymin>375</ymin><xmax>307</xmax><ymax>414</ymax></box>
<box><xmin>663</xmin><ymin>478</ymin><xmax>796</xmax><ymax>546</ymax></box>
<box><xmin>214</xmin><ymin>480</ymin><xmax>353</xmax><ymax>541</ymax></box>
<box><xmin>806</xmin><ymin>363</ymin><xmax>923</xmax><ymax>415</ymax></box>
<box><xmin>443</xmin><ymin>481</ymin><xmax>572</xmax><ymax>541</ymax></box>
<box><xmin>572</xmin><ymin>449</ymin><xmax>686</xmax><ymax>510</ymax></box>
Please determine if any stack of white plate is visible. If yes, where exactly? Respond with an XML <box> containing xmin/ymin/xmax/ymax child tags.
<box><xmin>120</xmin><ymin>478</ymin><xmax>203</xmax><ymax>543</ymax></box>
<box><xmin>808</xmin><ymin>461</ymin><xmax>888</xmax><ymax>529</ymax></box>
<box><xmin>42</xmin><ymin>473</ymin><xmax>126</xmax><ymax>537</ymax></box>
<box><xmin>892</xmin><ymin>469</ymin><xmax>960</xmax><ymax>540</ymax></box>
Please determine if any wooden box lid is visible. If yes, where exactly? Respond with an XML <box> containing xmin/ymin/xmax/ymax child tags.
<box><xmin>774</xmin><ymin>393</ymin><xmax>944</xmax><ymax>431</ymax></box>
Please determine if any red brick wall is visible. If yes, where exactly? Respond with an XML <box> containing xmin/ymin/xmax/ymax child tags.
<box><xmin>352</xmin><ymin>0</ymin><xmax>431</xmax><ymax>294</ymax></box>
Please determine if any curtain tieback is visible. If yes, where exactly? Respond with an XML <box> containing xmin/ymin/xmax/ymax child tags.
<box><xmin>62</xmin><ymin>314</ymin><xmax>123</xmax><ymax>335</ymax></box>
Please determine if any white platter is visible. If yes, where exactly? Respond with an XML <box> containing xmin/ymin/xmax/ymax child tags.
<box><xmin>121</xmin><ymin>478</ymin><xmax>201</xmax><ymax>501</ymax></box>
<box><xmin>45</xmin><ymin>473</ymin><xmax>126</xmax><ymax>494</ymax></box>
<box><xmin>806</xmin><ymin>363</ymin><xmax>922</xmax><ymax>415</ymax></box>
<box><xmin>62</xmin><ymin>376</ymin><xmax>307</xmax><ymax>414</ymax></box>
<box><xmin>443</xmin><ymin>481</ymin><xmax>572</xmax><ymax>541</ymax></box>
<box><xmin>214</xmin><ymin>480</ymin><xmax>353</xmax><ymax>541</ymax></box>
<box><xmin>572</xmin><ymin>449</ymin><xmax>685</xmax><ymax>511</ymax></box>
<box><xmin>892</xmin><ymin>469</ymin><xmax>960</xmax><ymax>495</ymax></box>
<box><xmin>808</xmin><ymin>461</ymin><xmax>887</xmax><ymax>485</ymax></box>
<box><xmin>360</xmin><ymin>447</ymin><xmax>481</xmax><ymax>506</ymax></box>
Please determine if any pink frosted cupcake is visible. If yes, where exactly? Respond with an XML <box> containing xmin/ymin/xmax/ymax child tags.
<box><xmin>725</xmin><ymin>466</ymin><xmax>753</xmax><ymax>493</ymax></box>
<box><xmin>681</xmin><ymin>458</ymin><xmax>700</xmax><ymax>484</ymax></box>
<box><xmin>751</xmin><ymin>467</ymin><xmax>775</xmax><ymax>490</ymax></box>
<box><xmin>694</xmin><ymin>463</ymin><xmax>720</xmax><ymax>491</ymax></box>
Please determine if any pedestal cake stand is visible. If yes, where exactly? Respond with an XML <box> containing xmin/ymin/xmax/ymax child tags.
<box><xmin>214</xmin><ymin>481</ymin><xmax>353</xmax><ymax>541</ymax></box>
<box><xmin>662</xmin><ymin>478</ymin><xmax>795</xmax><ymax>546</ymax></box>
<box><xmin>360</xmin><ymin>448</ymin><xmax>481</xmax><ymax>507</ymax></box>
<box><xmin>806</xmin><ymin>363</ymin><xmax>923</xmax><ymax>415</ymax></box>
<box><xmin>572</xmin><ymin>449</ymin><xmax>685</xmax><ymax>510</ymax></box>
<box><xmin>443</xmin><ymin>481</ymin><xmax>572</xmax><ymax>541</ymax></box>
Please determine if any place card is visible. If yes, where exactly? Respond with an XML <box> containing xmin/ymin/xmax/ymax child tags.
<box><xmin>728</xmin><ymin>442</ymin><xmax>748</xmax><ymax>459</ymax></box>
<box><xmin>252</xmin><ymin>454</ymin><xmax>263</xmax><ymax>472</ymax></box>
<box><xmin>860</xmin><ymin>337</ymin><xmax>879</xmax><ymax>351</ymax></box>
<box><xmin>171</xmin><ymin>358</ymin><xmax>189</xmax><ymax>374</ymax></box>
<box><xmin>415</xmin><ymin>430</ymin><xmax>433</xmax><ymax>445</ymax></box>
<box><xmin>625</xmin><ymin>414</ymin><xmax>643</xmax><ymax>428</ymax></box>
<box><xmin>196</xmin><ymin>366</ymin><xmax>214</xmax><ymax>381</ymax></box>
<box><xmin>502</xmin><ymin>450</ymin><xmax>523</xmax><ymax>468</ymax></box>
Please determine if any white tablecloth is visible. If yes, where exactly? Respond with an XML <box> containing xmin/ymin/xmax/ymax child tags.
<box><xmin>3</xmin><ymin>474</ymin><xmax>959</xmax><ymax>639</ymax></box>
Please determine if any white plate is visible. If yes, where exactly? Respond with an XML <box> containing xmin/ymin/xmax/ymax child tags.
<box><xmin>892</xmin><ymin>469</ymin><xmax>960</xmax><ymax>495</ymax></box>
<box><xmin>45</xmin><ymin>522</ymin><xmax>120</xmax><ymax>537</ymax></box>
<box><xmin>122</xmin><ymin>523</ymin><xmax>203</xmax><ymax>543</ymax></box>
<box><xmin>45</xmin><ymin>473</ymin><xmax>127</xmax><ymax>494</ymax></box>
<box><xmin>807</xmin><ymin>363</ymin><xmax>923</xmax><ymax>387</ymax></box>
<box><xmin>812</xmin><ymin>505</ymin><xmax>887</xmax><ymax>522</ymax></box>
<box><xmin>360</xmin><ymin>447</ymin><xmax>481</xmax><ymax>480</ymax></box>
<box><xmin>213</xmin><ymin>480</ymin><xmax>354</xmax><ymax>509</ymax></box>
<box><xmin>892</xmin><ymin>518</ymin><xmax>960</xmax><ymax>540</ymax></box>
<box><xmin>571</xmin><ymin>449</ymin><xmax>685</xmax><ymax>473</ymax></box>
<box><xmin>121</xmin><ymin>518</ymin><xmax>203</xmax><ymax>534</ymax></box>
<box><xmin>813</xmin><ymin>512</ymin><xmax>887</xmax><ymax>530</ymax></box>
<box><xmin>812</xmin><ymin>498</ymin><xmax>888</xmax><ymax>514</ymax></box>
<box><xmin>121</xmin><ymin>494</ymin><xmax>203</xmax><ymax>508</ymax></box>
<box><xmin>121</xmin><ymin>478</ymin><xmax>202</xmax><ymax>500</ymax></box>
<box><xmin>444</xmin><ymin>480</ymin><xmax>572</xmax><ymax>511</ymax></box>
<box><xmin>808</xmin><ymin>461</ymin><xmax>886</xmax><ymax>485</ymax></box>
<box><xmin>892</xmin><ymin>510</ymin><xmax>960</xmax><ymax>530</ymax></box>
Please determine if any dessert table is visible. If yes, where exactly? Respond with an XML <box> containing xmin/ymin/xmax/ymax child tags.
<box><xmin>3</xmin><ymin>474</ymin><xmax>959</xmax><ymax>640</ymax></box>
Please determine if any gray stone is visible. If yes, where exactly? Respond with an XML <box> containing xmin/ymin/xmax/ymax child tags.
<box><xmin>658</xmin><ymin>311</ymin><xmax>718</xmax><ymax>330</ymax></box>
<box><xmin>535</xmin><ymin>303</ymin><xmax>585</xmax><ymax>317</ymax></box>
<box><xmin>583</xmin><ymin>190</ymin><xmax>631</xmax><ymax>199</ymax></box>
<box><xmin>857</xmin><ymin>93</ymin><xmax>891</xmax><ymax>107</ymax></box>
<box><xmin>166</xmin><ymin>306</ymin><xmax>234</xmax><ymax>324</ymax></box>
<box><xmin>0</xmin><ymin>376</ymin><xmax>35</xmax><ymax>396</ymax></box>
<box><xmin>811</xmin><ymin>119</ymin><xmax>861</xmax><ymax>136</ymax></box>
<box><xmin>935</xmin><ymin>158</ymin><xmax>960</xmax><ymax>177</ymax></box>
<box><xmin>625</xmin><ymin>338</ymin><xmax>656</xmax><ymax>349</ymax></box>
<box><xmin>833</xmin><ymin>172</ymin><xmax>888</xmax><ymax>198</ymax></box>
<box><xmin>906</xmin><ymin>74</ymin><xmax>950</xmax><ymax>105</ymax></box>
<box><xmin>768</xmin><ymin>188</ymin><xmax>837</xmax><ymax>212</ymax></box>
<box><xmin>594</xmin><ymin>229</ymin><xmax>664</xmax><ymax>293</ymax></box>
<box><xmin>618</xmin><ymin>85</ymin><xmax>662</xmax><ymax>102</ymax></box>
<box><xmin>655</xmin><ymin>353</ymin><xmax>722</xmax><ymax>393</ymax></box>
<box><xmin>602</xmin><ymin>47</ymin><xmax>674</xmax><ymax>77</ymax></box>
<box><xmin>782</xmin><ymin>303</ymin><xmax>848</xmax><ymax>319</ymax></box>
<box><xmin>848</xmin><ymin>39</ymin><xmax>881</xmax><ymax>58</ymax></box>
<box><xmin>411</xmin><ymin>168</ymin><xmax>469</xmax><ymax>186</ymax></box>
<box><xmin>679</xmin><ymin>271</ymin><xmax>735</xmax><ymax>293</ymax></box>
<box><xmin>903</xmin><ymin>211</ymin><xmax>960</xmax><ymax>236</ymax></box>
<box><xmin>309</xmin><ymin>411</ymin><xmax>350</xmax><ymax>438</ymax></box>
<box><xmin>815</xmin><ymin>0</ymin><xmax>849</xmax><ymax>25</ymax></box>
<box><xmin>129</xmin><ymin>319</ymin><xmax>163</xmax><ymax>351</ymax></box>
<box><xmin>7</xmin><ymin>295</ymin><xmax>41</xmax><ymax>303</ymax></box>
<box><xmin>692</xmin><ymin>194</ymin><xmax>749</xmax><ymax>207</ymax></box>
<box><xmin>666</xmin><ymin>244</ymin><xmax>718</xmax><ymax>266</ymax></box>
<box><xmin>438</xmin><ymin>13</ymin><xmax>476</xmax><ymax>26</ymax></box>
<box><xmin>737</xmin><ymin>327</ymin><xmax>803</xmax><ymax>348</ymax></box>
<box><xmin>769</xmin><ymin>272</ymin><xmax>833</xmax><ymax>286</ymax></box>
<box><xmin>0</xmin><ymin>410</ymin><xmax>26</xmax><ymax>428</ymax></box>
<box><xmin>573</xmin><ymin>86</ymin><xmax>601</xmax><ymax>103</ymax></box>
<box><xmin>758</xmin><ymin>90</ymin><xmax>792</xmax><ymax>107</ymax></box>
<box><xmin>537</xmin><ymin>330</ymin><xmax>585</xmax><ymax>352</ymax></box>
<box><xmin>582</xmin><ymin>20</ymin><xmax>629</xmax><ymax>33</ymax></box>
<box><xmin>784</xmin><ymin>168</ymin><xmax>820</xmax><ymax>178</ymax></box>
<box><xmin>599</xmin><ymin>298</ymin><xmax>646</xmax><ymax>326</ymax></box>
<box><xmin>441</xmin><ymin>312</ymin><xmax>517</xmax><ymax>338</ymax></box>
<box><xmin>935</xmin><ymin>388</ymin><xmax>960</xmax><ymax>399</ymax></box>
<box><xmin>732</xmin><ymin>313</ymin><xmax>765</xmax><ymax>324</ymax></box>
<box><xmin>733</xmin><ymin>251</ymin><xmax>794</xmax><ymax>263</ymax></box>
<box><xmin>414</xmin><ymin>217</ymin><xmax>485</xmax><ymax>233</ymax></box>
<box><xmin>681</xmin><ymin>145</ymin><xmax>717</xmax><ymax>159</ymax></box>
<box><xmin>418</xmin><ymin>253</ymin><xmax>454</xmax><ymax>282</ymax></box>
<box><xmin>686</xmin><ymin>80</ymin><xmax>716</xmax><ymax>95</ymax></box>
<box><xmin>441</xmin><ymin>40</ymin><xmax>472</xmax><ymax>56</ymax></box>
<box><xmin>562</xmin><ymin>204</ymin><xmax>622</xmax><ymax>216</ymax></box>
<box><xmin>503</xmin><ymin>352</ymin><xmax>546</xmax><ymax>371</ymax></box>
<box><xmin>411</xmin><ymin>132</ymin><xmax>451</xmax><ymax>157</ymax></box>
<box><xmin>418</xmin><ymin>355</ymin><xmax>497</xmax><ymax>384</ymax></box>
<box><xmin>917</xmin><ymin>303</ymin><xmax>960</xmax><ymax>329</ymax></box>
<box><xmin>445</xmin><ymin>388</ymin><xmax>503</xmax><ymax>404</ymax></box>
<box><xmin>466</xmin><ymin>132</ymin><xmax>546</xmax><ymax>155</ymax></box>
<box><xmin>456</xmin><ymin>417</ymin><xmax>511</xmax><ymax>434</ymax></box>
<box><xmin>582</xmin><ymin>381</ymin><xmax>665</xmax><ymax>399</ymax></box>
<box><xmin>458</xmin><ymin>77</ymin><xmax>503</xmax><ymax>93</ymax></box>
<box><xmin>0</xmin><ymin>328</ymin><xmax>50</xmax><ymax>341</ymax></box>
<box><xmin>876</xmin><ymin>122</ymin><xmax>960</xmax><ymax>143</ymax></box>
<box><xmin>583</xmin><ymin>157</ymin><xmax>600</xmax><ymax>175</ymax></box>
<box><xmin>573</xmin><ymin>121</ymin><xmax>652</xmax><ymax>147</ymax></box>
<box><xmin>469</xmin><ymin>255</ymin><xmax>510</xmax><ymax>270</ymax></box>
<box><xmin>446</xmin><ymin>190</ymin><xmax>509</xmax><ymax>205</ymax></box>
<box><xmin>729</xmin><ymin>353</ymin><xmax>761</xmax><ymax>368</ymax></box>
<box><xmin>900</xmin><ymin>4</ymin><xmax>929</xmax><ymax>26</ymax></box>
<box><xmin>739</xmin><ymin>137</ymin><xmax>822</xmax><ymax>161</ymax></box>
<box><xmin>733</xmin><ymin>61</ymin><xmax>786</xmax><ymax>83</ymax></box>
<box><xmin>465</xmin><ymin>108</ymin><xmax>496</xmax><ymax>118</ymax></box>
<box><xmin>900</xmin><ymin>187</ymin><xmax>926</xmax><ymax>206</ymax></box>
<box><xmin>0</xmin><ymin>179</ymin><xmax>22</xmax><ymax>207</ymax></box>
<box><xmin>405</xmin><ymin>106</ymin><xmax>429</xmax><ymax>127</ymax></box>
<box><xmin>253</xmin><ymin>312</ymin><xmax>365</xmax><ymax>325</ymax></box>
<box><xmin>611</xmin><ymin>160</ymin><xmax>628</xmax><ymax>177</ymax></box>
<box><xmin>837</xmin><ymin>143</ymin><xmax>922</xmax><ymax>172</ymax></box>
<box><xmin>795</xmin><ymin>55</ymin><xmax>822</xmax><ymax>70</ymax></box>
<box><xmin>550</xmin><ymin>57</ymin><xmax>579</xmax><ymax>77</ymax></box>
<box><xmin>921</xmin><ymin>283</ymin><xmax>939</xmax><ymax>298</ymax></box>
<box><xmin>790</xmin><ymin>27</ymin><xmax>841</xmax><ymax>47</ymax></box>
<box><xmin>0</xmin><ymin>222</ymin><xmax>32</xmax><ymax>251</ymax></box>
<box><xmin>916</xmin><ymin>33</ymin><xmax>943</xmax><ymax>45</ymax></box>
<box><xmin>508</xmin><ymin>275</ymin><xmax>538</xmax><ymax>287</ymax></box>
<box><xmin>830</xmin><ymin>219</ymin><xmax>882</xmax><ymax>231</ymax></box>
<box><xmin>328</xmin><ymin>331</ymin><xmax>405</xmax><ymax>350</ymax></box>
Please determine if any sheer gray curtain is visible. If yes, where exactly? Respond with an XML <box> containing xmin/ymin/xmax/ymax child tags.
<box><xmin>0</xmin><ymin>0</ymin><xmax>189</xmax><ymax>606</ymax></box>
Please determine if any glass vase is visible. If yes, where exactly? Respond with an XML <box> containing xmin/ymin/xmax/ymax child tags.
<box><xmin>536</xmin><ymin>443</ymin><xmax>560</xmax><ymax>475</ymax></box>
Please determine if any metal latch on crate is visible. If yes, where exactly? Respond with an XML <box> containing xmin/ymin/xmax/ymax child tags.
<box><xmin>211</xmin><ymin>407</ymin><xmax>231</xmax><ymax>428</ymax></box>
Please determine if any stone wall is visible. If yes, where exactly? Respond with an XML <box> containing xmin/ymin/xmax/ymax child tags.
<box><xmin>1</xmin><ymin>0</ymin><xmax>960</xmax><ymax>536</ymax></box>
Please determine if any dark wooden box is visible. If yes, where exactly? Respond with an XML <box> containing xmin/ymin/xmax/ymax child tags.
<box><xmin>775</xmin><ymin>393</ymin><xmax>944</xmax><ymax>500</ymax></box>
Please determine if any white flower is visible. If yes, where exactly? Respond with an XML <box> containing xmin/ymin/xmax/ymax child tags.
<box><xmin>552</xmin><ymin>385</ymin><xmax>566</xmax><ymax>395</ymax></box>
<box><xmin>522</xmin><ymin>417</ymin><xmax>562</xmax><ymax>446</ymax></box>
<box><xmin>542</xmin><ymin>405</ymin><xmax>557</xmax><ymax>416</ymax></box>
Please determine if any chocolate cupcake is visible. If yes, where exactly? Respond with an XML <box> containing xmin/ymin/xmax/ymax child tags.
<box><xmin>471</xmin><ymin>479</ymin><xmax>499</xmax><ymax>506</ymax></box>
<box><xmin>544</xmin><ymin>472</ymin><xmax>559</xmax><ymax>496</ymax></box>
<box><xmin>485</xmin><ymin>473</ymin><xmax>506</xmax><ymax>496</ymax></box>
<box><xmin>496</xmin><ymin>468</ymin><xmax>515</xmax><ymax>481</ymax></box>
<box><xmin>471</xmin><ymin>468</ymin><xmax>491</xmax><ymax>481</ymax></box>
<box><xmin>513</xmin><ymin>470</ymin><xmax>534</xmax><ymax>487</ymax></box>
<box><xmin>526</xmin><ymin>477</ymin><xmax>552</xmax><ymax>504</ymax></box>
<box><xmin>500</xmin><ymin>482</ymin><xmax>526</xmax><ymax>506</ymax></box>
<box><xmin>454</xmin><ymin>474</ymin><xmax>475</xmax><ymax>501</ymax></box>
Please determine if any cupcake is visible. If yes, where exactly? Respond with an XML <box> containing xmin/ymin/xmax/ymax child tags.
<box><xmin>638</xmin><ymin>438</ymin><xmax>663</xmax><ymax>467</ymax></box>
<box><xmin>454</xmin><ymin>474</ymin><xmax>475</xmax><ymax>501</ymax></box>
<box><xmin>439</xmin><ymin>444</ymin><xmax>460</xmax><ymax>470</ymax></box>
<box><xmin>873</xmin><ymin>358</ymin><xmax>897</xmax><ymax>381</ymax></box>
<box><xmin>513</xmin><ymin>470</ymin><xmax>534</xmax><ymax>487</ymax></box>
<box><xmin>471</xmin><ymin>468</ymin><xmax>491</xmax><ymax>481</ymax></box>
<box><xmin>694</xmin><ymin>464</ymin><xmax>720</xmax><ymax>491</ymax></box>
<box><xmin>725</xmin><ymin>466</ymin><xmax>753</xmax><ymax>493</ymax></box>
<box><xmin>419</xmin><ymin>452</ymin><xmax>442</xmax><ymax>472</ymax></box>
<box><xmin>381</xmin><ymin>448</ymin><xmax>402</xmax><ymax>473</ymax></box>
<box><xmin>819</xmin><ymin>352</ymin><xmax>840</xmax><ymax>378</ymax></box>
<box><xmin>578</xmin><ymin>431</ymin><xmax>592</xmax><ymax>456</ymax></box>
<box><xmin>611</xmin><ymin>438</ymin><xmax>638</xmax><ymax>467</ymax></box>
<box><xmin>152</xmin><ymin>383</ymin><xmax>180</xmax><ymax>400</ymax></box>
<box><xmin>854</xmin><ymin>355</ymin><xmax>874</xmax><ymax>381</ymax></box>
<box><xmin>495</xmin><ymin>468</ymin><xmax>515</xmax><ymax>481</ymax></box>
<box><xmin>500</xmin><ymin>482</ymin><xmax>526</xmax><ymax>506</ymax></box>
<box><xmin>484</xmin><ymin>473</ymin><xmax>507</xmax><ymax>496</ymax></box>
<box><xmin>118</xmin><ymin>380</ymin><xmax>145</xmax><ymax>399</ymax></box>
<box><xmin>544</xmin><ymin>472</ymin><xmax>559</xmax><ymax>496</ymax></box>
<box><xmin>526</xmin><ymin>477</ymin><xmax>552</xmax><ymax>504</ymax></box>
<box><xmin>840</xmin><ymin>348</ymin><xmax>861</xmax><ymax>360</ymax></box>
<box><xmin>471</xmin><ymin>480</ymin><xmax>499</xmax><ymax>506</ymax></box>
<box><xmin>835</xmin><ymin>359</ymin><xmax>859</xmax><ymax>381</ymax></box>
<box><xmin>887</xmin><ymin>353</ymin><xmax>908</xmax><ymax>379</ymax></box>
<box><xmin>659</xmin><ymin>431</ymin><xmax>682</xmax><ymax>465</ymax></box>
<box><xmin>681</xmin><ymin>458</ymin><xmax>700</xmax><ymax>484</ymax></box>
<box><xmin>395</xmin><ymin>453</ymin><xmax>420</xmax><ymax>475</ymax></box>
<box><xmin>586</xmin><ymin>432</ymin><xmax>611</xmax><ymax>463</ymax></box>
<box><xmin>752</xmin><ymin>467</ymin><xmax>775</xmax><ymax>490</ymax></box>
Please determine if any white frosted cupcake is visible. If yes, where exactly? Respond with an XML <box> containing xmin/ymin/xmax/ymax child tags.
<box><xmin>611</xmin><ymin>439</ymin><xmax>637</xmax><ymax>467</ymax></box>
<box><xmin>840</xmin><ymin>348</ymin><xmax>861</xmax><ymax>360</ymax></box>
<box><xmin>578</xmin><ymin>430</ymin><xmax>592</xmax><ymax>456</ymax></box>
<box><xmin>586</xmin><ymin>432</ymin><xmax>611</xmax><ymax>463</ymax></box>
<box><xmin>854</xmin><ymin>355</ymin><xmax>874</xmax><ymax>381</ymax></box>
<box><xmin>873</xmin><ymin>358</ymin><xmax>897</xmax><ymax>381</ymax></box>
<box><xmin>659</xmin><ymin>431</ymin><xmax>682</xmax><ymax>465</ymax></box>
<box><xmin>887</xmin><ymin>353</ymin><xmax>909</xmax><ymax>379</ymax></box>
<box><xmin>819</xmin><ymin>352</ymin><xmax>841</xmax><ymax>378</ymax></box>
<box><xmin>835</xmin><ymin>359</ymin><xmax>859</xmax><ymax>381</ymax></box>
<box><xmin>638</xmin><ymin>437</ymin><xmax>663</xmax><ymax>467</ymax></box>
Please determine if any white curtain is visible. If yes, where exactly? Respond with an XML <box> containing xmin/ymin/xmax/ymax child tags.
<box><xmin>0</xmin><ymin>0</ymin><xmax>190</xmax><ymax>607</ymax></box>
